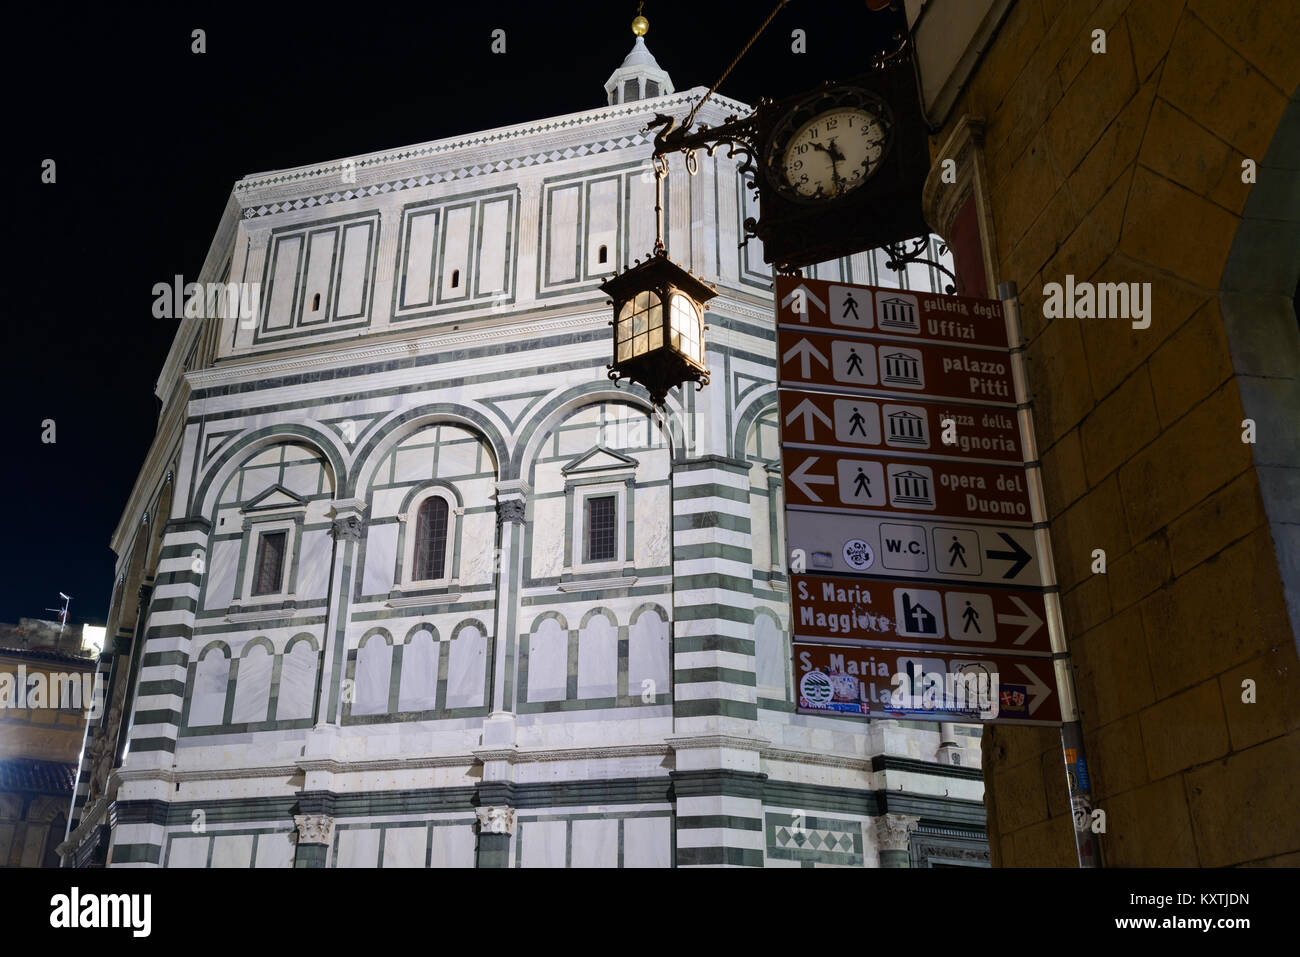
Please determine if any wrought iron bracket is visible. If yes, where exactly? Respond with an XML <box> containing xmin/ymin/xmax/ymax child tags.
<box><xmin>882</xmin><ymin>236</ymin><xmax>958</xmax><ymax>295</ymax></box>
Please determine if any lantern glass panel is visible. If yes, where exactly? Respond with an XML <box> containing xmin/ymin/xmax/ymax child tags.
<box><xmin>618</xmin><ymin>290</ymin><xmax>662</xmax><ymax>360</ymax></box>
<box><xmin>670</xmin><ymin>294</ymin><xmax>702</xmax><ymax>365</ymax></box>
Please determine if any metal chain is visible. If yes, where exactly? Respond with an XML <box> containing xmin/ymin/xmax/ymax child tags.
<box><xmin>682</xmin><ymin>0</ymin><xmax>789</xmax><ymax>131</ymax></box>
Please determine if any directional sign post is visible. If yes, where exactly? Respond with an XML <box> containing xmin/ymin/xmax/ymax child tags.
<box><xmin>775</xmin><ymin>274</ymin><xmax>1101</xmax><ymax>865</ymax></box>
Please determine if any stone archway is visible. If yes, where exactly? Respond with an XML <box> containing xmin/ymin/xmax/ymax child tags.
<box><xmin>1218</xmin><ymin>86</ymin><xmax>1300</xmax><ymax>641</ymax></box>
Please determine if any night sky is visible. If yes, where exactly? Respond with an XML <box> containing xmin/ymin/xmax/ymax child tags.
<box><xmin>1</xmin><ymin>1</ymin><xmax>902</xmax><ymax>626</ymax></box>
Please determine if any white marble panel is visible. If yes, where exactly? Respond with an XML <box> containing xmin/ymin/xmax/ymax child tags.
<box><xmin>254</xmin><ymin>831</ymin><xmax>295</xmax><ymax>868</ymax></box>
<box><xmin>526</xmin><ymin>619</ymin><xmax>568</xmax><ymax>702</ymax></box>
<box><xmin>623</xmin><ymin>817</ymin><xmax>671</xmax><ymax>868</ymax></box>
<box><xmin>445</xmin><ymin>625</ymin><xmax>486</xmax><ymax>709</ymax></box>
<box><xmin>754</xmin><ymin>614</ymin><xmax>786</xmax><ymax>699</ymax></box>
<box><xmin>398</xmin><ymin>630</ymin><xmax>438</xmax><ymax>712</ymax></box>
<box><xmin>337</xmin><ymin>221</ymin><xmax>372</xmax><ymax>316</ymax></box>
<box><xmin>382</xmin><ymin>826</ymin><xmax>426</xmax><ymax>868</ymax></box>
<box><xmin>430</xmin><ymin>823</ymin><xmax>476</xmax><ymax>868</ymax></box>
<box><xmin>520</xmin><ymin>820</ymin><xmax>566</xmax><ymax>868</ymax></box>
<box><xmin>277</xmin><ymin>641</ymin><xmax>317</xmax><ymax>721</ymax></box>
<box><xmin>571</xmin><ymin>818</ymin><xmax>617</xmax><ymax>868</ymax></box>
<box><xmin>403</xmin><ymin>210</ymin><xmax>438</xmax><ymax>307</ymax></box>
<box><xmin>577</xmin><ymin>615</ymin><xmax>617</xmax><ymax>699</ymax></box>
<box><xmin>211</xmin><ymin>834</ymin><xmax>254</xmax><ymax>868</ymax></box>
<box><xmin>265</xmin><ymin>235</ymin><xmax>301</xmax><ymax>329</ymax></box>
<box><xmin>353</xmin><ymin>635</ymin><xmax>392</xmax><ymax>715</ymax></box>
<box><xmin>362</xmin><ymin>523</ymin><xmax>398</xmax><ymax>596</ymax></box>
<box><xmin>231</xmin><ymin>644</ymin><xmax>273</xmax><ymax>724</ymax></box>
<box><xmin>167</xmin><ymin>836</ymin><xmax>210</xmax><ymax>867</ymax></box>
<box><xmin>478</xmin><ymin>198</ymin><xmax>510</xmax><ymax>294</ymax></box>
<box><xmin>336</xmin><ymin>828</ymin><xmax>380</xmax><ymax>868</ymax></box>
<box><xmin>189</xmin><ymin>649</ymin><xmax>229</xmax><ymax>726</ymax></box>
<box><xmin>627</xmin><ymin>609</ymin><xmax>669</xmax><ymax>700</ymax></box>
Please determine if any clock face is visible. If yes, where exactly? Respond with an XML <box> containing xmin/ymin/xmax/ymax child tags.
<box><xmin>765</xmin><ymin>88</ymin><xmax>895</xmax><ymax>203</ymax></box>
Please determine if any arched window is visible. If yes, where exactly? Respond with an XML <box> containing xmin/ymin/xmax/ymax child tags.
<box><xmin>450</xmin><ymin>269</ymin><xmax>460</xmax><ymax>289</ymax></box>
<box><xmin>413</xmin><ymin>496</ymin><xmax>449</xmax><ymax>581</ymax></box>
<box><xmin>311</xmin><ymin>292</ymin><xmax>321</xmax><ymax>311</ymax></box>
<box><xmin>598</xmin><ymin>244</ymin><xmax>608</xmax><ymax>264</ymax></box>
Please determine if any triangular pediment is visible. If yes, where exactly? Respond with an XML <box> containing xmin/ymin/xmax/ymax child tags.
<box><xmin>561</xmin><ymin>446</ymin><xmax>639</xmax><ymax>475</ymax></box>
<box><xmin>241</xmin><ymin>484</ymin><xmax>307</xmax><ymax>512</ymax></box>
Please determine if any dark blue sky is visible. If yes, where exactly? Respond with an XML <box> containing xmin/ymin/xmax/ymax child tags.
<box><xmin>1</xmin><ymin>1</ymin><xmax>901</xmax><ymax>626</ymax></box>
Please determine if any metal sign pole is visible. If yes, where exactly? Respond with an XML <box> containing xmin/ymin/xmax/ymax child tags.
<box><xmin>997</xmin><ymin>280</ymin><xmax>1102</xmax><ymax>868</ymax></box>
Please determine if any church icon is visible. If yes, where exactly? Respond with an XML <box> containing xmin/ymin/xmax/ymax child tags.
<box><xmin>877</xmin><ymin>293</ymin><xmax>920</xmax><ymax>333</ymax></box>
<box><xmin>893</xmin><ymin>588</ymin><xmax>945</xmax><ymax>639</ymax></box>
<box><xmin>901</xmin><ymin>593</ymin><xmax>938</xmax><ymax>634</ymax></box>
<box><xmin>880</xmin><ymin>348</ymin><xmax>924</xmax><ymax>388</ymax></box>
<box><xmin>888</xmin><ymin>464</ymin><xmax>936</xmax><ymax>510</ymax></box>
<box><xmin>883</xmin><ymin>406</ymin><xmax>928</xmax><ymax>448</ymax></box>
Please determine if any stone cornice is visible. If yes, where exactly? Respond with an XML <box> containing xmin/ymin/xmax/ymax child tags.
<box><xmin>666</xmin><ymin>733</ymin><xmax>772</xmax><ymax>753</ymax></box>
<box><xmin>234</xmin><ymin>89</ymin><xmax>749</xmax><ymax>206</ymax></box>
<box><xmin>760</xmin><ymin>744</ymin><xmax>875</xmax><ymax>772</ymax></box>
<box><xmin>188</xmin><ymin>308</ymin><xmax>610</xmax><ymax>390</ymax></box>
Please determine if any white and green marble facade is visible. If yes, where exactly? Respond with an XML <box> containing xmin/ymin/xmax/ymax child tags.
<box><xmin>68</xmin><ymin>66</ymin><xmax>987</xmax><ymax>868</ymax></box>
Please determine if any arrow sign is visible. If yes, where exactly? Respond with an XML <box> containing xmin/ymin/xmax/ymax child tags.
<box><xmin>986</xmin><ymin>532</ymin><xmax>1032</xmax><ymax>579</ymax></box>
<box><xmin>785</xmin><ymin>510</ymin><xmax>1045</xmax><ymax>587</ymax></box>
<box><xmin>784</xmin><ymin>397</ymin><xmax>834</xmax><ymax>441</ymax></box>
<box><xmin>790</xmin><ymin>456</ymin><xmax>835</xmax><ymax>502</ymax></box>
<box><xmin>780</xmin><ymin>283</ymin><xmax>827</xmax><ymax>321</ymax></box>
<box><xmin>997</xmin><ymin>595</ymin><xmax>1045</xmax><ymax>645</ymax></box>
<box><xmin>791</xmin><ymin>573</ymin><xmax>1052</xmax><ymax>654</ymax></box>
<box><xmin>1016</xmin><ymin>662</ymin><xmax>1054</xmax><ymax>716</ymax></box>
<box><xmin>781</xmin><ymin>337</ymin><xmax>829</xmax><ymax>378</ymax></box>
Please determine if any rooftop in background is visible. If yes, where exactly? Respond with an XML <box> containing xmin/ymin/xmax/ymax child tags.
<box><xmin>0</xmin><ymin>619</ymin><xmax>101</xmax><ymax>663</ymax></box>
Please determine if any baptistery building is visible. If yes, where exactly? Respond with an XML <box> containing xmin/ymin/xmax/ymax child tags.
<box><xmin>62</xmin><ymin>31</ymin><xmax>987</xmax><ymax>868</ymax></box>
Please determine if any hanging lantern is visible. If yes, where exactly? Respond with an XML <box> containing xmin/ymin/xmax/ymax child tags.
<box><xmin>602</xmin><ymin>249</ymin><xmax>716</xmax><ymax>408</ymax></box>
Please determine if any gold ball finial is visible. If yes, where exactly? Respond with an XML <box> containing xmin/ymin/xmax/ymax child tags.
<box><xmin>632</xmin><ymin>14</ymin><xmax>649</xmax><ymax>36</ymax></box>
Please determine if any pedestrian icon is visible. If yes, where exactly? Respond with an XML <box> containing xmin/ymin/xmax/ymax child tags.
<box><xmin>832</xmin><ymin>340</ymin><xmax>878</xmax><ymax>386</ymax></box>
<box><xmin>833</xmin><ymin>399</ymin><xmax>881</xmax><ymax>445</ymax></box>
<box><xmin>830</xmin><ymin>285</ymin><xmax>873</xmax><ymax>330</ymax></box>
<box><xmin>836</xmin><ymin>459</ymin><xmax>884</xmax><ymax>507</ymax></box>
<box><xmin>933</xmin><ymin>527</ymin><xmax>981</xmax><ymax>576</ymax></box>
<box><xmin>944</xmin><ymin>593</ymin><xmax>996</xmax><ymax>643</ymax></box>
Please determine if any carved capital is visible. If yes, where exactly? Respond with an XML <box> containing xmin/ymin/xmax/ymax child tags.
<box><xmin>330</xmin><ymin>514</ymin><xmax>366</xmax><ymax>542</ymax></box>
<box><xmin>875</xmin><ymin>813</ymin><xmax>920</xmax><ymax>853</ymax></box>
<box><xmin>475</xmin><ymin>806</ymin><xmax>516</xmax><ymax>836</ymax></box>
<box><xmin>495</xmin><ymin>498</ymin><xmax>526</xmax><ymax>527</ymax></box>
<box><xmin>294</xmin><ymin>814</ymin><xmax>335</xmax><ymax>846</ymax></box>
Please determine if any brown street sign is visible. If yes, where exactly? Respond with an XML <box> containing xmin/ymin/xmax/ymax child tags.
<box><xmin>791</xmin><ymin>573</ymin><xmax>1050</xmax><ymax>655</ymax></box>
<box><xmin>795</xmin><ymin>641</ymin><xmax>1062</xmax><ymax>725</ymax></box>
<box><xmin>778</xmin><ymin>390</ymin><xmax>1025</xmax><ymax>464</ymax></box>
<box><xmin>775</xmin><ymin>275</ymin><xmax>1009</xmax><ymax>350</ymax></box>
<box><xmin>781</xmin><ymin>447</ymin><xmax>1033</xmax><ymax>524</ymax></box>
<box><xmin>777</xmin><ymin>327</ymin><xmax>1016</xmax><ymax>406</ymax></box>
